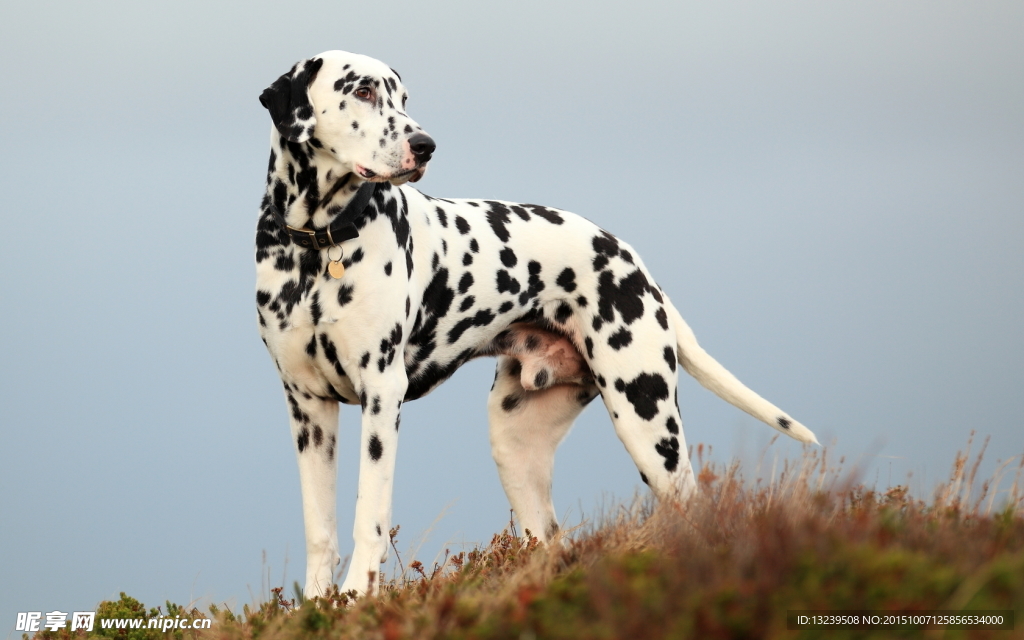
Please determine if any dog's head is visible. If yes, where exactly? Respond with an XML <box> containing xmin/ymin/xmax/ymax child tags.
<box><xmin>259</xmin><ymin>51</ymin><xmax>433</xmax><ymax>185</ymax></box>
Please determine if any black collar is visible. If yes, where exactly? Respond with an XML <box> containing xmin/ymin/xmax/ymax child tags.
<box><xmin>269</xmin><ymin>181</ymin><xmax>378</xmax><ymax>250</ymax></box>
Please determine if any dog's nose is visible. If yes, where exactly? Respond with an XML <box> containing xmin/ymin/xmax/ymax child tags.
<box><xmin>408</xmin><ymin>133</ymin><xmax>436</xmax><ymax>162</ymax></box>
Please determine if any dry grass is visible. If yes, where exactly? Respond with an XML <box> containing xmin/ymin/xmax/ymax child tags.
<box><xmin>33</xmin><ymin>437</ymin><xmax>1024</xmax><ymax>639</ymax></box>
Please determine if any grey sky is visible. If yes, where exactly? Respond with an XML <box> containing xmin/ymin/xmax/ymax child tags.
<box><xmin>2</xmin><ymin>0</ymin><xmax>1022</xmax><ymax>630</ymax></box>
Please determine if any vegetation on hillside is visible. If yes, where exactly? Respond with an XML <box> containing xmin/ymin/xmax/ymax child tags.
<box><xmin>31</xmin><ymin>437</ymin><xmax>1024</xmax><ymax>639</ymax></box>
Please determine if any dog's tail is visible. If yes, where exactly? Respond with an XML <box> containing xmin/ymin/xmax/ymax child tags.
<box><xmin>665</xmin><ymin>297</ymin><xmax>818</xmax><ymax>444</ymax></box>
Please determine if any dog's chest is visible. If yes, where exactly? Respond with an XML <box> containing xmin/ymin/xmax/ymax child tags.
<box><xmin>255</xmin><ymin>211</ymin><xmax>413</xmax><ymax>402</ymax></box>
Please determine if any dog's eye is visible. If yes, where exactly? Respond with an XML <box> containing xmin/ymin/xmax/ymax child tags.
<box><xmin>355</xmin><ymin>87</ymin><xmax>373</xmax><ymax>101</ymax></box>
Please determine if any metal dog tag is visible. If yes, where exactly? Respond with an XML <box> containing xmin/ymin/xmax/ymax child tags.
<box><xmin>328</xmin><ymin>261</ymin><xmax>345</xmax><ymax>279</ymax></box>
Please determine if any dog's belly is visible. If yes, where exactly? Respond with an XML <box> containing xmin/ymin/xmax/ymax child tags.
<box><xmin>398</xmin><ymin>193</ymin><xmax>607</xmax><ymax>400</ymax></box>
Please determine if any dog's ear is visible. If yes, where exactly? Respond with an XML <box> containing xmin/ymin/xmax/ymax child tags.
<box><xmin>259</xmin><ymin>57</ymin><xmax>325</xmax><ymax>143</ymax></box>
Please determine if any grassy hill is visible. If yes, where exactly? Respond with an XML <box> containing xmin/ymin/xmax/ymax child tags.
<box><xmin>31</xmin><ymin>440</ymin><xmax>1024</xmax><ymax>639</ymax></box>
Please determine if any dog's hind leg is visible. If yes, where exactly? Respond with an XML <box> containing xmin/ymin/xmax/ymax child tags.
<box><xmin>285</xmin><ymin>389</ymin><xmax>342</xmax><ymax>599</ymax></box>
<box><xmin>599</xmin><ymin>374</ymin><xmax>698</xmax><ymax>502</ymax></box>
<box><xmin>585</xmin><ymin>302</ymin><xmax>698</xmax><ymax>501</ymax></box>
<box><xmin>487</xmin><ymin>356</ymin><xmax>599</xmax><ymax>542</ymax></box>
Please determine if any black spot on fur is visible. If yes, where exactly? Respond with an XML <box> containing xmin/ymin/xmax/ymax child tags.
<box><xmin>368</xmin><ymin>434</ymin><xmax>383</xmax><ymax>461</ymax></box>
<box><xmin>360</xmin><ymin>352</ymin><xmax>370</xmax><ymax>368</ymax></box>
<box><xmin>384</xmin><ymin>261</ymin><xmax>393</xmax><ymax>276</ymax></box>
<box><xmin>498</xmin><ymin>301</ymin><xmax>514</xmax><ymax>313</ymax></box>
<box><xmin>313</xmin><ymin>425</ymin><xmax>323</xmax><ymax>446</ymax></box>
<box><xmin>663</xmin><ymin>346</ymin><xmax>676</xmax><ymax>371</ymax></box>
<box><xmin>459</xmin><ymin>296</ymin><xmax>476</xmax><ymax>312</ymax></box>
<box><xmin>554</xmin><ymin>302</ymin><xmax>573</xmax><ymax>324</ymax></box>
<box><xmin>584</xmin><ymin>337</ymin><xmax>594</xmax><ymax>360</ymax></box>
<box><xmin>496</xmin><ymin>270</ymin><xmax>521</xmax><ymax>294</ymax></box>
<box><xmin>446</xmin><ymin>317</ymin><xmax>475</xmax><ymax>344</ymax></box>
<box><xmin>526</xmin><ymin>205</ymin><xmax>564</xmax><ymax>225</ymax></box>
<box><xmin>607</xmin><ymin>327</ymin><xmax>633</xmax><ymax>350</ymax></box>
<box><xmin>319</xmin><ymin>334</ymin><xmax>346</xmax><ymax>378</ymax></box>
<box><xmin>615</xmin><ymin>373</ymin><xmax>669</xmax><ymax>421</ymax></box>
<box><xmin>462</xmin><ymin>252</ymin><xmax>473</xmax><ymax>266</ymax></box>
<box><xmin>597</xmin><ymin>269</ymin><xmax>649</xmax><ymax>325</ymax></box>
<box><xmin>455</xmin><ymin>216</ymin><xmax>471</xmax><ymax>235</ymax></box>
<box><xmin>337</xmin><ymin>283</ymin><xmax>354</xmax><ymax>306</ymax></box>
<box><xmin>556</xmin><ymin>268</ymin><xmax>577</xmax><ymax>292</ymax></box>
<box><xmin>448</xmin><ymin>308</ymin><xmax>496</xmax><ymax>343</ymax></box>
<box><xmin>297</xmin><ymin>427</ymin><xmax>310</xmax><ymax>452</ymax></box>
<box><xmin>458</xmin><ymin>272</ymin><xmax>474</xmax><ymax>294</ymax></box>
<box><xmin>592</xmin><ymin>231</ymin><xmax>620</xmax><ymax>258</ymax></box>
<box><xmin>501</xmin><ymin>394</ymin><xmax>521</xmax><ymax>412</ymax></box>
<box><xmin>474</xmin><ymin>308</ymin><xmax>496</xmax><ymax>327</ymax></box>
<box><xmin>640</xmin><ymin>471</ymin><xmax>649</xmax><ymax>485</ymax></box>
<box><xmin>507</xmin><ymin>359</ymin><xmax>523</xmax><ymax>378</ymax></box>
<box><xmin>500</xmin><ymin>247</ymin><xmax>518</xmax><ymax>268</ymax></box>
<box><xmin>276</xmin><ymin>279</ymin><xmax>303</xmax><ymax>316</ymax></box>
<box><xmin>534</xmin><ymin>370</ymin><xmax>549</xmax><ymax>388</ymax></box>
<box><xmin>421</xmin><ymin>268</ymin><xmax>455</xmax><ymax>318</ymax></box>
<box><xmin>666</xmin><ymin>416</ymin><xmax>679</xmax><ymax>435</ymax></box>
<box><xmin>485</xmin><ymin>201</ymin><xmax>512</xmax><ymax>242</ymax></box>
<box><xmin>778</xmin><ymin>417</ymin><xmax>791</xmax><ymax>430</ymax></box>
<box><xmin>655</xmin><ymin>437</ymin><xmax>680</xmax><ymax>472</ymax></box>
<box><xmin>655</xmin><ymin>307</ymin><xmax>669</xmax><ymax>330</ymax></box>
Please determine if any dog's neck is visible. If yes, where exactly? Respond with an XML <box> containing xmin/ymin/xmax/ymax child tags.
<box><xmin>265</xmin><ymin>136</ymin><xmax>369</xmax><ymax>230</ymax></box>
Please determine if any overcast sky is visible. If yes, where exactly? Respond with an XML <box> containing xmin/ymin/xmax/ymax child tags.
<box><xmin>2</xmin><ymin>0</ymin><xmax>1022</xmax><ymax>631</ymax></box>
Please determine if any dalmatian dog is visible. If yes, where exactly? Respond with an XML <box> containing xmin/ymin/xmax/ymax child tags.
<box><xmin>255</xmin><ymin>51</ymin><xmax>817</xmax><ymax>598</ymax></box>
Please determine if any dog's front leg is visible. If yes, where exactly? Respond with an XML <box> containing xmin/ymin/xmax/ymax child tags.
<box><xmin>285</xmin><ymin>391</ymin><xmax>342</xmax><ymax>599</ymax></box>
<box><xmin>337</xmin><ymin>374</ymin><xmax>407</xmax><ymax>597</ymax></box>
